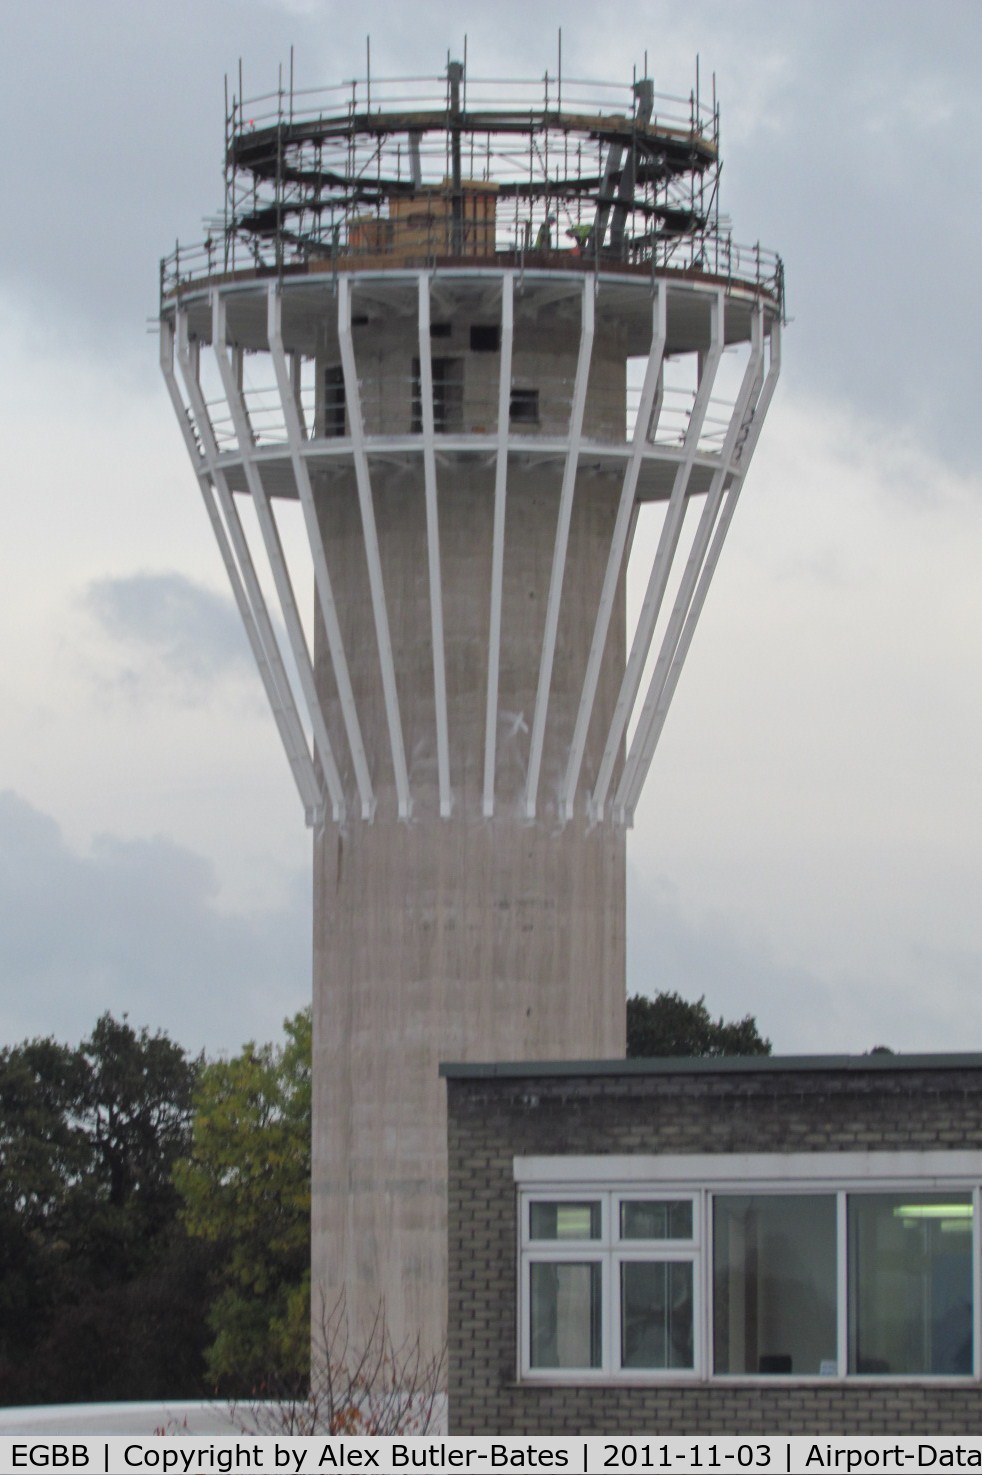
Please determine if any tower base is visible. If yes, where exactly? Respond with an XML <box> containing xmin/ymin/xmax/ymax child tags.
<box><xmin>312</xmin><ymin>812</ymin><xmax>625</xmax><ymax>1363</ymax></box>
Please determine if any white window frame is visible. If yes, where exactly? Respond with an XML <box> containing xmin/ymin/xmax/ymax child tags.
<box><xmin>519</xmin><ymin>1188</ymin><xmax>700</xmax><ymax>1381</ymax></box>
<box><xmin>614</xmin><ymin>1193</ymin><xmax>701</xmax><ymax>1378</ymax></box>
<box><xmin>515</xmin><ymin>1152</ymin><xmax>982</xmax><ymax>1385</ymax></box>
<box><xmin>519</xmin><ymin>1190</ymin><xmax>607</xmax><ymax>1378</ymax></box>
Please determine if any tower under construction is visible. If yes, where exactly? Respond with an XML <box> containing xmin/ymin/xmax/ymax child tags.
<box><xmin>160</xmin><ymin>52</ymin><xmax>783</xmax><ymax>1364</ymax></box>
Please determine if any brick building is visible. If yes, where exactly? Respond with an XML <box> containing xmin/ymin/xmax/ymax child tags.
<box><xmin>443</xmin><ymin>1055</ymin><xmax>982</xmax><ymax>1433</ymax></box>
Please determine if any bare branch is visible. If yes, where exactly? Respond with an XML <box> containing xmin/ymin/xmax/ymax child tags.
<box><xmin>232</xmin><ymin>1290</ymin><xmax>446</xmax><ymax>1436</ymax></box>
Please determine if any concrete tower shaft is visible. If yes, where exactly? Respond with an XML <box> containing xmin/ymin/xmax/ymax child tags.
<box><xmin>308</xmin><ymin>272</ymin><xmax>631</xmax><ymax>1353</ymax></box>
<box><xmin>159</xmin><ymin>57</ymin><xmax>783</xmax><ymax>1366</ymax></box>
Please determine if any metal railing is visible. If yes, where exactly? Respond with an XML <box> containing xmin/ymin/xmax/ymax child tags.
<box><xmin>160</xmin><ymin>227</ymin><xmax>783</xmax><ymax>313</ymax></box>
<box><xmin>194</xmin><ymin>373</ymin><xmax>740</xmax><ymax>456</ymax></box>
<box><xmin>230</xmin><ymin>70</ymin><xmax>716</xmax><ymax>139</ymax></box>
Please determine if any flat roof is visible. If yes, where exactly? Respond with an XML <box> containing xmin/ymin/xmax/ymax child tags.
<box><xmin>440</xmin><ymin>1052</ymin><xmax>982</xmax><ymax>1079</ymax></box>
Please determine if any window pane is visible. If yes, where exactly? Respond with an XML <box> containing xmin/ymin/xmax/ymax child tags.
<box><xmin>621</xmin><ymin>1261</ymin><xmax>694</xmax><ymax>1369</ymax></box>
<box><xmin>510</xmin><ymin>388</ymin><xmax>539</xmax><ymax>424</ymax></box>
<box><xmin>848</xmin><ymin>1194</ymin><xmax>973</xmax><ymax>1376</ymax></box>
<box><xmin>621</xmin><ymin>1200</ymin><xmax>693</xmax><ymax>1241</ymax></box>
<box><xmin>411</xmin><ymin>357</ymin><xmax>463</xmax><ymax>433</ymax></box>
<box><xmin>530</xmin><ymin>1262</ymin><xmax>601</xmax><ymax>1368</ymax></box>
<box><xmin>324</xmin><ymin>366</ymin><xmax>346</xmax><ymax>437</ymax></box>
<box><xmin>530</xmin><ymin>1201</ymin><xmax>601</xmax><ymax>1241</ymax></box>
<box><xmin>713</xmin><ymin>1195</ymin><xmax>837</xmax><ymax>1376</ymax></box>
<box><xmin>470</xmin><ymin>323</ymin><xmax>501</xmax><ymax>352</ymax></box>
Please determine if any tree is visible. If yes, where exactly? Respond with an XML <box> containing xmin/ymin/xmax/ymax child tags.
<box><xmin>81</xmin><ymin>1012</ymin><xmax>198</xmax><ymax>1217</ymax></box>
<box><xmin>174</xmin><ymin>1008</ymin><xmax>312</xmax><ymax>1393</ymax></box>
<box><xmin>0</xmin><ymin>1015</ymin><xmax>211</xmax><ymax>1404</ymax></box>
<box><xmin>0</xmin><ymin>1038</ymin><xmax>83</xmax><ymax>1393</ymax></box>
<box><xmin>59</xmin><ymin>1013</ymin><xmax>203</xmax><ymax>1292</ymax></box>
<box><xmin>0</xmin><ymin>1035</ymin><xmax>97</xmax><ymax>1214</ymax></box>
<box><xmin>627</xmin><ymin>991</ymin><xmax>771</xmax><ymax>1058</ymax></box>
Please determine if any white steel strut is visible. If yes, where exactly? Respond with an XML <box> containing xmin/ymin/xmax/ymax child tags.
<box><xmin>559</xmin><ymin>282</ymin><xmax>667</xmax><ymax>822</ymax></box>
<box><xmin>591</xmin><ymin>289</ymin><xmax>725</xmax><ymax>821</ymax></box>
<box><xmin>482</xmin><ymin>272</ymin><xmax>515</xmax><ymax>819</ymax></box>
<box><xmin>161</xmin><ymin>319</ymin><xmax>324</xmax><ymax>821</ymax></box>
<box><xmin>266</xmin><ymin>285</ymin><xmax>375</xmax><ymax>821</ymax></box>
<box><xmin>337</xmin><ymin>275</ymin><xmax>412</xmax><ymax>820</ymax></box>
<box><xmin>524</xmin><ymin>276</ymin><xmax>595</xmax><ymax>819</ymax></box>
<box><xmin>617</xmin><ymin>313</ymin><xmax>782</xmax><ymax>823</ymax></box>
<box><xmin>211</xmin><ymin>290</ymin><xmax>346</xmax><ymax>822</ymax></box>
<box><xmin>614</xmin><ymin>302</ymin><xmax>766</xmax><ymax>823</ymax></box>
<box><xmin>170</xmin><ymin>311</ymin><xmax>325</xmax><ymax>823</ymax></box>
<box><xmin>417</xmin><ymin>274</ymin><xmax>452</xmax><ymax>817</ymax></box>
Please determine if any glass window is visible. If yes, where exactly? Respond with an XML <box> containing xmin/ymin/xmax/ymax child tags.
<box><xmin>470</xmin><ymin>324</ymin><xmax>501</xmax><ymax>352</ymax></box>
<box><xmin>713</xmin><ymin>1194</ymin><xmax>837</xmax><ymax>1376</ymax></box>
<box><xmin>621</xmin><ymin>1199</ymin><xmax>693</xmax><ymax>1241</ymax></box>
<box><xmin>530</xmin><ymin>1262</ymin><xmax>601</xmax><ymax>1369</ymax></box>
<box><xmin>529</xmin><ymin>1201</ymin><xmax>601</xmax><ymax>1241</ymax></box>
<box><xmin>520</xmin><ymin>1174</ymin><xmax>979</xmax><ymax>1383</ymax></box>
<box><xmin>411</xmin><ymin>356</ymin><xmax>463</xmax><ymax>432</ymax></box>
<box><xmin>324</xmin><ymin>365</ymin><xmax>345</xmax><ymax>437</ymax></box>
<box><xmin>621</xmin><ymin>1261</ymin><xmax>694</xmax><ymax>1370</ymax></box>
<box><xmin>848</xmin><ymin>1193</ymin><xmax>973</xmax><ymax>1376</ymax></box>
<box><xmin>509</xmin><ymin>388</ymin><xmax>539</xmax><ymax>425</ymax></box>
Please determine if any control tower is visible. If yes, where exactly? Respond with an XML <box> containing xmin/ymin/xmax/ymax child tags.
<box><xmin>159</xmin><ymin>54</ymin><xmax>783</xmax><ymax>1365</ymax></box>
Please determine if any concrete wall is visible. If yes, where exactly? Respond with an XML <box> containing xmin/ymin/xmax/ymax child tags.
<box><xmin>445</xmin><ymin>1061</ymin><xmax>982</xmax><ymax>1433</ymax></box>
<box><xmin>310</xmin><ymin>316</ymin><xmax>629</xmax><ymax>1363</ymax></box>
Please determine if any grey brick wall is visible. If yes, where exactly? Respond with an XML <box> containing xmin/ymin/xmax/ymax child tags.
<box><xmin>445</xmin><ymin>1062</ymin><xmax>982</xmax><ymax>1434</ymax></box>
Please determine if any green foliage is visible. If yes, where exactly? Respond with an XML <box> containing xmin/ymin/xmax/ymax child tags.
<box><xmin>626</xmin><ymin>991</ymin><xmax>771</xmax><ymax>1058</ymax></box>
<box><xmin>82</xmin><ymin>1012</ymin><xmax>197</xmax><ymax>1215</ymax></box>
<box><xmin>0</xmin><ymin>1014</ymin><xmax>211</xmax><ymax>1404</ymax></box>
<box><xmin>175</xmin><ymin>1008</ymin><xmax>312</xmax><ymax>1393</ymax></box>
<box><xmin>1</xmin><ymin>990</ymin><xmax>772</xmax><ymax>1407</ymax></box>
<box><xmin>0</xmin><ymin>1006</ymin><xmax>313</xmax><ymax>1404</ymax></box>
<box><xmin>0</xmin><ymin>1036</ymin><xmax>88</xmax><ymax>1228</ymax></box>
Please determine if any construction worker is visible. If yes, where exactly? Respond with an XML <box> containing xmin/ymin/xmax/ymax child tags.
<box><xmin>566</xmin><ymin>223</ymin><xmax>592</xmax><ymax>256</ymax></box>
<box><xmin>534</xmin><ymin>213</ymin><xmax>556</xmax><ymax>250</ymax></box>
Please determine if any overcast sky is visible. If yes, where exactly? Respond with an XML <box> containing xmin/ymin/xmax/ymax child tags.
<box><xmin>2</xmin><ymin>0</ymin><xmax>981</xmax><ymax>1058</ymax></box>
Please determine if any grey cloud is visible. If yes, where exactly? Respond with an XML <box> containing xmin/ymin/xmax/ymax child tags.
<box><xmin>84</xmin><ymin>571</ymin><xmax>251</xmax><ymax>687</ymax></box>
<box><xmin>627</xmin><ymin>861</ymin><xmax>982</xmax><ymax>1056</ymax></box>
<box><xmin>902</xmin><ymin>943</ymin><xmax>982</xmax><ymax>1045</ymax></box>
<box><xmin>0</xmin><ymin>1</ymin><xmax>305</xmax><ymax>360</ymax></box>
<box><xmin>0</xmin><ymin>790</ymin><xmax>310</xmax><ymax>1055</ymax></box>
<box><xmin>5</xmin><ymin>0</ymin><xmax>980</xmax><ymax>469</ymax></box>
<box><xmin>626</xmin><ymin>866</ymin><xmax>842</xmax><ymax>1053</ymax></box>
<box><xmin>706</xmin><ymin>4</ymin><xmax>982</xmax><ymax>471</ymax></box>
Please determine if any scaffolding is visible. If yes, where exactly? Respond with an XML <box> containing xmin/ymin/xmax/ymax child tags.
<box><xmin>161</xmin><ymin>57</ymin><xmax>783</xmax><ymax>314</ymax></box>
